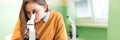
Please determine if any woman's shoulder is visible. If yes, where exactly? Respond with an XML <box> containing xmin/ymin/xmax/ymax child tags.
<box><xmin>50</xmin><ymin>10</ymin><xmax>63</xmax><ymax>19</ymax></box>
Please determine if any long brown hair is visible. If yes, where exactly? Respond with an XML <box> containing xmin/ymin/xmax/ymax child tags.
<box><xmin>19</xmin><ymin>0</ymin><xmax>49</xmax><ymax>38</ymax></box>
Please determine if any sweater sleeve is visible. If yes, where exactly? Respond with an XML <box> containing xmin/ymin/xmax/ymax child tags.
<box><xmin>12</xmin><ymin>18</ymin><xmax>23</xmax><ymax>40</ymax></box>
<box><xmin>54</xmin><ymin>13</ymin><xmax>68</xmax><ymax>40</ymax></box>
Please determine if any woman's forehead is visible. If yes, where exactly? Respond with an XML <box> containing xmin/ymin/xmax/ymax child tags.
<box><xmin>25</xmin><ymin>3</ymin><xmax>37</xmax><ymax>12</ymax></box>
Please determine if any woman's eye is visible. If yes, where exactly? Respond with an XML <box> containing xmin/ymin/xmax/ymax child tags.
<box><xmin>33</xmin><ymin>11</ymin><xmax>36</xmax><ymax>14</ymax></box>
<box><xmin>27</xmin><ymin>12</ymin><xmax>31</xmax><ymax>16</ymax></box>
<box><xmin>33</xmin><ymin>9</ymin><xmax>36</xmax><ymax>14</ymax></box>
<box><xmin>27</xmin><ymin>12</ymin><xmax>30</xmax><ymax>14</ymax></box>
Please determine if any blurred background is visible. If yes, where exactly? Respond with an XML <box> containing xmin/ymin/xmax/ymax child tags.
<box><xmin>0</xmin><ymin>0</ymin><xmax>108</xmax><ymax>40</ymax></box>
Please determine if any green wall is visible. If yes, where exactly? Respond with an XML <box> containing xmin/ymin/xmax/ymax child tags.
<box><xmin>77</xmin><ymin>26</ymin><xmax>107</xmax><ymax>40</ymax></box>
<box><xmin>108</xmin><ymin>0</ymin><xmax>120</xmax><ymax>40</ymax></box>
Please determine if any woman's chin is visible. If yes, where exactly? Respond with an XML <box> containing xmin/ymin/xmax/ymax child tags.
<box><xmin>34</xmin><ymin>20</ymin><xmax>40</xmax><ymax>23</ymax></box>
<box><xmin>34</xmin><ymin>21</ymin><xmax>38</xmax><ymax>23</ymax></box>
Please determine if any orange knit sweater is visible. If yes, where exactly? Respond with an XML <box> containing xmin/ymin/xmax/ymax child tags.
<box><xmin>12</xmin><ymin>10</ymin><xmax>68</xmax><ymax>40</ymax></box>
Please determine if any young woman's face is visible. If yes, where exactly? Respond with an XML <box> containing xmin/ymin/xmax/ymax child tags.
<box><xmin>25</xmin><ymin>2</ymin><xmax>47</xmax><ymax>23</ymax></box>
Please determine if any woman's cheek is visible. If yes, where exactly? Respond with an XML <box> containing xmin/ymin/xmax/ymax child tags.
<box><xmin>34</xmin><ymin>13</ymin><xmax>41</xmax><ymax>23</ymax></box>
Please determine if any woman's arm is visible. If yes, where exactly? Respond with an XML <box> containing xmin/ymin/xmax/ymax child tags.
<box><xmin>12</xmin><ymin>18</ymin><xmax>23</xmax><ymax>40</ymax></box>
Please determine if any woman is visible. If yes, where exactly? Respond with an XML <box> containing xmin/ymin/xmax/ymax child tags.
<box><xmin>12</xmin><ymin>0</ymin><xmax>68</xmax><ymax>40</ymax></box>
